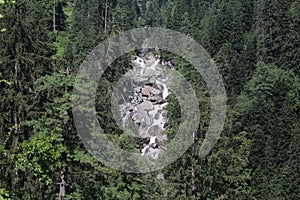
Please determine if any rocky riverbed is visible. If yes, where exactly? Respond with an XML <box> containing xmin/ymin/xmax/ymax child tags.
<box><xmin>116</xmin><ymin>54</ymin><xmax>173</xmax><ymax>161</ymax></box>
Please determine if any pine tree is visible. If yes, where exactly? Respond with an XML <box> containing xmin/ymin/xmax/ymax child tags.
<box><xmin>0</xmin><ymin>0</ymin><xmax>56</xmax><ymax>198</ymax></box>
<box><xmin>281</xmin><ymin>124</ymin><xmax>300</xmax><ymax>199</ymax></box>
<box><xmin>55</xmin><ymin>0</ymin><xmax>67</xmax><ymax>31</ymax></box>
<box><xmin>234</xmin><ymin>62</ymin><xmax>300</xmax><ymax>198</ymax></box>
<box><xmin>200</xmin><ymin>0</ymin><xmax>256</xmax><ymax>97</ymax></box>
<box><xmin>254</xmin><ymin>0</ymin><xmax>292</xmax><ymax>64</ymax></box>
<box><xmin>279</xmin><ymin>1</ymin><xmax>300</xmax><ymax>74</ymax></box>
<box><xmin>64</xmin><ymin>0</ymin><xmax>116</xmax><ymax>69</ymax></box>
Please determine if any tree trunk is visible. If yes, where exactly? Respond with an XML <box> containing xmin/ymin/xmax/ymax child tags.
<box><xmin>53</xmin><ymin>0</ymin><xmax>56</xmax><ymax>32</ymax></box>
<box><xmin>104</xmin><ymin>0</ymin><xmax>108</xmax><ymax>34</ymax></box>
<box><xmin>191</xmin><ymin>132</ymin><xmax>196</xmax><ymax>199</ymax></box>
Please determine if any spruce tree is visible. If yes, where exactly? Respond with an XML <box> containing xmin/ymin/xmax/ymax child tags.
<box><xmin>0</xmin><ymin>0</ymin><xmax>56</xmax><ymax>198</ymax></box>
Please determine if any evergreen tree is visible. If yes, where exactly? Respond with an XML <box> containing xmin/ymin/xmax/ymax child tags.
<box><xmin>65</xmin><ymin>0</ymin><xmax>107</xmax><ymax>69</ymax></box>
<box><xmin>254</xmin><ymin>0</ymin><xmax>292</xmax><ymax>64</ymax></box>
<box><xmin>55</xmin><ymin>0</ymin><xmax>67</xmax><ymax>31</ymax></box>
<box><xmin>1</xmin><ymin>0</ymin><xmax>299</xmax><ymax>199</ymax></box>
<box><xmin>281</xmin><ymin>124</ymin><xmax>300</xmax><ymax>199</ymax></box>
<box><xmin>279</xmin><ymin>1</ymin><xmax>300</xmax><ymax>74</ymax></box>
<box><xmin>109</xmin><ymin>0</ymin><xmax>140</xmax><ymax>34</ymax></box>
<box><xmin>234</xmin><ymin>62</ymin><xmax>300</xmax><ymax>198</ymax></box>
<box><xmin>0</xmin><ymin>0</ymin><xmax>56</xmax><ymax>198</ymax></box>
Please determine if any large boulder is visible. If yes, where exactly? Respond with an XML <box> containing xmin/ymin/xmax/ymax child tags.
<box><xmin>144</xmin><ymin>68</ymin><xmax>157</xmax><ymax>77</ymax></box>
<box><xmin>148</xmin><ymin>125</ymin><xmax>163</xmax><ymax>136</ymax></box>
<box><xmin>137</xmin><ymin>100</ymin><xmax>154</xmax><ymax>111</ymax></box>
<box><xmin>141</xmin><ymin>88</ymin><xmax>150</xmax><ymax>96</ymax></box>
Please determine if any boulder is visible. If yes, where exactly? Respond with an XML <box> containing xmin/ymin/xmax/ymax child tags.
<box><xmin>141</xmin><ymin>88</ymin><xmax>150</xmax><ymax>96</ymax></box>
<box><xmin>137</xmin><ymin>100</ymin><xmax>154</xmax><ymax>111</ymax></box>
<box><xmin>150</xmin><ymin>148</ymin><xmax>164</xmax><ymax>160</ymax></box>
<box><xmin>133</xmin><ymin>108</ymin><xmax>151</xmax><ymax>126</ymax></box>
<box><xmin>141</xmin><ymin>116</ymin><xmax>151</xmax><ymax>127</ymax></box>
<box><xmin>148</xmin><ymin>87</ymin><xmax>161</xmax><ymax>95</ymax></box>
<box><xmin>133</xmin><ymin>112</ymin><xmax>145</xmax><ymax>123</ymax></box>
<box><xmin>144</xmin><ymin>68</ymin><xmax>157</xmax><ymax>77</ymax></box>
<box><xmin>148</xmin><ymin>125</ymin><xmax>163</xmax><ymax>136</ymax></box>
<box><xmin>148</xmin><ymin>76</ymin><xmax>156</xmax><ymax>84</ymax></box>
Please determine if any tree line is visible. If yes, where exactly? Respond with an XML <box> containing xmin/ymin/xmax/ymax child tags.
<box><xmin>0</xmin><ymin>0</ymin><xmax>299</xmax><ymax>199</ymax></box>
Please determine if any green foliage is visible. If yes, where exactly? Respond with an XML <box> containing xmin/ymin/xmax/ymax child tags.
<box><xmin>55</xmin><ymin>0</ymin><xmax>68</xmax><ymax>31</ymax></box>
<box><xmin>109</xmin><ymin>0</ymin><xmax>140</xmax><ymax>34</ymax></box>
<box><xmin>235</xmin><ymin>62</ymin><xmax>300</xmax><ymax>198</ymax></box>
<box><xmin>279</xmin><ymin>1</ymin><xmax>300</xmax><ymax>74</ymax></box>
<box><xmin>53</xmin><ymin>32</ymin><xmax>69</xmax><ymax>58</ymax></box>
<box><xmin>281</xmin><ymin>124</ymin><xmax>300</xmax><ymax>199</ymax></box>
<box><xmin>0</xmin><ymin>0</ymin><xmax>16</xmax><ymax>32</ymax></box>
<box><xmin>14</xmin><ymin>132</ymin><xmax>65</xmax><ymax>184</ymax></box>
<box><xmin>1</xmin><ymin>0</ymin><xmax>299</xmax><ymax>199</ymax></box>
<box><xmin>0</xmin><ymin>188</ymin><xmax>11</xmax><ymax>200</ymax></box>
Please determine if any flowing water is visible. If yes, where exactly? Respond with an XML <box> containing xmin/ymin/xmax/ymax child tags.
<box><xmin>115</xmin><ymin>54</ymin><xmax>172</xmax><ymax>161</ymax></box>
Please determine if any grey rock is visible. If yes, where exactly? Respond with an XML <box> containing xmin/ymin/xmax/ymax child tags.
<box><xmin>137</xmin><ymin>100</ymin><xmax>154</xmax><ymax>111</ymax></box>
<box><xmin>133</xmin><ymin>108</ymin><xmax>151</xmax><ymax>126</ymax></box>
<box><xmin>144</xmin><ymin>68</ymin><xmax>157</xmax><ymax>77</ymax></box>
<box><xmin>148</xmin><ymin>76</ymin><xmax>156</xmax><ymax>84</ymax></box>
<box><xmin>148</xmin><ymin>87</ymin><xmax>161</xmax><ymax>95</ymax></box>
<box><xmin>148</xmin><ymin>125</ymin><xmax>163</xmax><ymax>136</ymax></box>
<box><xmin>145</xmin><ymin>148</ymin><xmax>160</xmax><ymax>160</ymax></box>
<box><xmin>157</xmin><ymin>133</ymin><xmax>168</xmax><ymax>142</ymax></box>
<box><xmin>141</xmin><ymin>116</ymin><xmax>151</xmax><ymax>126</ymax></box>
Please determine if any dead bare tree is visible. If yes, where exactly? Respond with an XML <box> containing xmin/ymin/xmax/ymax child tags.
<box><xmin>104</xmin><ymin>0</ymin><xmax>108</xmax><ymax>34</ymax></box>
<box><xmin>53</xmin><ymin>0</ymin><xmax>56</xmax><ymax>32</ymax></box>
<box><xmin>58</xmin><ymin>168</ymin><xmax>67</xmax><ymax>200</ymax></box>
<box><xmin>191</xmin><ymin>132</ymin><xmax>196</xmax><ymax>199</ymax></box>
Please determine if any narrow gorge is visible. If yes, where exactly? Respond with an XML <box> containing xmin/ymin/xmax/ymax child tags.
<box><xmin>114</xmin><ymin>53</ymin><xmax>174</xmax><ymax>161</ymax></box>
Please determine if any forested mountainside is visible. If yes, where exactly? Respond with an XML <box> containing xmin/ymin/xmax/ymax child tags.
<box><xmin>0</xmin><ymin>0</ymin><xmax>299</xmax><ymax>199</ymax></box>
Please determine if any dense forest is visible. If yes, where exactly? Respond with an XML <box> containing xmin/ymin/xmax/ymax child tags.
<box><xmin>0</xmin><ymin>0</ymin><xmax>299</xmax><ymax>199</ymax></box>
